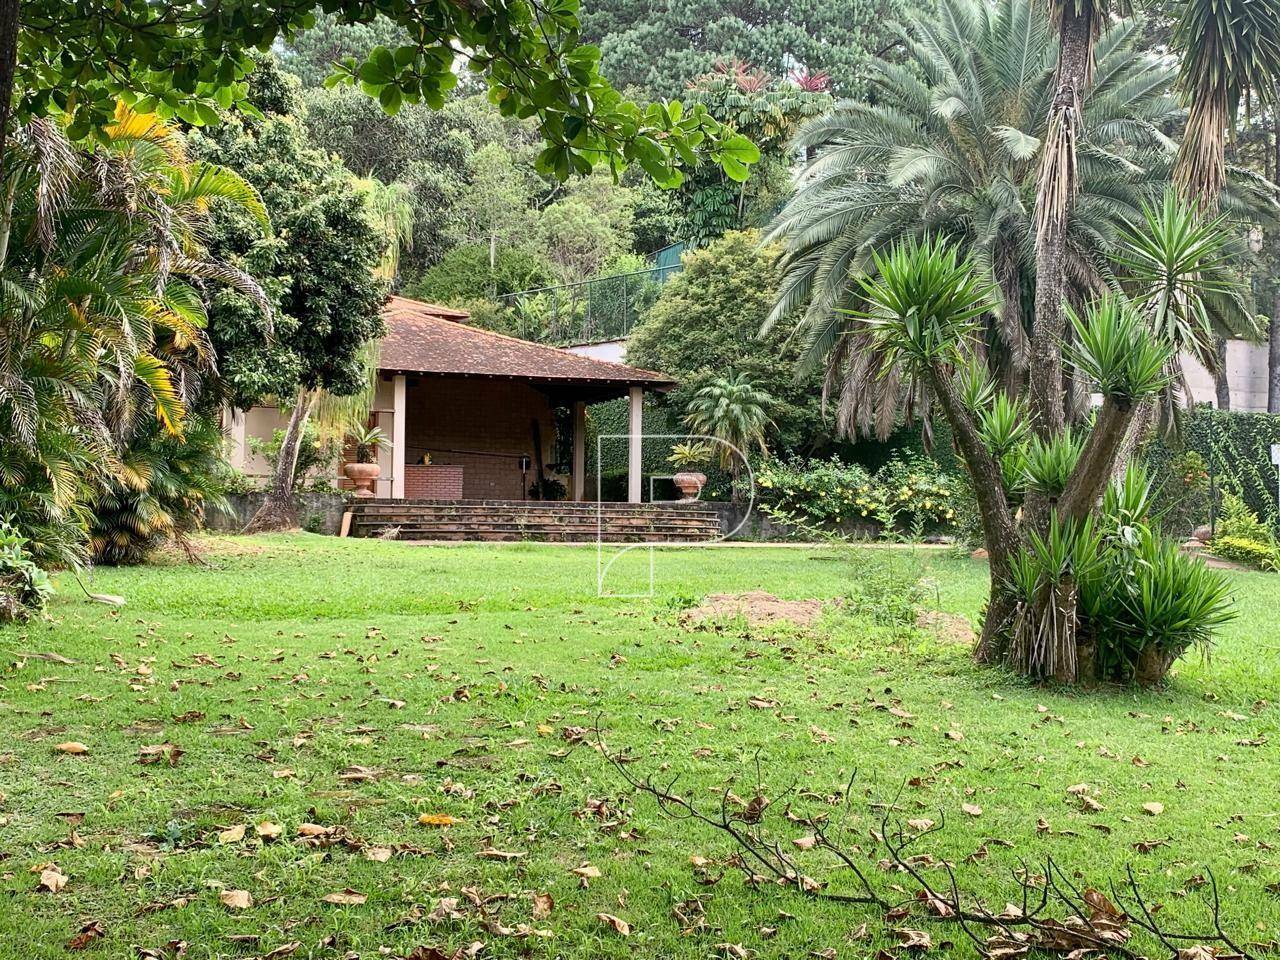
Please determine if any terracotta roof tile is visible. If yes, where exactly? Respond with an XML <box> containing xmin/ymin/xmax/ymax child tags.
<box><xmin>377</xmin><ymin>296</ymin><xmax>674</xmax><ymax>388</ymax></box>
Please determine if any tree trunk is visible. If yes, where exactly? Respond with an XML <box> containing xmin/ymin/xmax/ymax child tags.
<box><xmin>1058</xmin><ymin>397</ymin><xmax>1136</xmax><ymax>521</ymax></box>
<box><xmin>1270</xmin><ymin>291</ymin><xmax>1280</xmax><ymax>414</ymax></box>
<box><xmin>925</xmin><ymin>368</ymin><xmax>1019</xmax><ymax>662</ymax></box>
<box><xmin>0</xmin><ymin>0</ymin><xmax>18</xmax><ymax>191</ymax></box>
<box><xmin>1028</xmin><ymin>1</ymin><xmax>1094</xmax><ymax>440</ymax></box>
<box><xmin>243</xmin><ymin>390</ymin><xmax>319</xmax><ymax>534</ymax></box>
<box><xmin>1213</xmin><ymin>336</ymin><xmax>1230</xmax><ymax>410</ymax></box>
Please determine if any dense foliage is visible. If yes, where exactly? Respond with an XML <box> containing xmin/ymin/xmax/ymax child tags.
<box><xmin>191</xmin><ymin>64</ymin><xmax>387</xmax><ymax>408</ymax></box>
<box><xmin>756</xmin><ymin>455</ymin><xmax>960</xmax><ymax>535</ymax></box>
<box><xmin>0</xmin><ymin>107</ymin><xmax>270</xmax><ymax>570</ymax></box>
<box><xmin>767</xmin><ymin>0</ymin><xmax>1272</xmax><ymax>437</ymax></box>
<box><xmin>626</xmin><ymin>231</ymin><xmax>826</xmax><ymax>456</ymax></box>
<box><xmin>579</xmin><ymin>0</ymin><xmax>906</xmax><ymax>98</ymax></box>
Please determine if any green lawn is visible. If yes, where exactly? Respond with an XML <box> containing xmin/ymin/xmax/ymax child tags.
<box><xmin>3</xmin><ymin>536</ymin><xmax>1280</xmax><ymax>958</ymax></box>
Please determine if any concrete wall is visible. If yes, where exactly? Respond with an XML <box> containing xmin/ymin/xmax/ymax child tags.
<box><xmin>206</xmin><ymin>492</ymin><xmax>349</xmax><ymax>535</ymax></box>
<box><xmin>1182</xmin><ymin>342</ymin><xmax>1271</xmax><ymax>412</ymax></box>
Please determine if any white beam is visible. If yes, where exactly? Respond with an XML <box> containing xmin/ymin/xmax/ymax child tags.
<box><xmin>572</xmin><ymin>400</ymin><xmax>586</xmax><ymax>501</ymax></box>
<box><xmin>627</xmin><ymin>386</ymin><xmax>643</xmax><ymax>504</ymax></box>
<box><xmin>391</xmin><ymin>375</ymin><xmax>407</xmax><ymax>499</ymax></box>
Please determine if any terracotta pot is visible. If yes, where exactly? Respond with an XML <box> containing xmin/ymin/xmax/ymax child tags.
<box><xmin>344</xmin><ymin>461</ymin><xmax>381</xmax><ymax>498</ymax></box>
<box><xmin>672</xmin><ymin>471</ymin><xmax>706</xmax><ymax>501</ymax></box>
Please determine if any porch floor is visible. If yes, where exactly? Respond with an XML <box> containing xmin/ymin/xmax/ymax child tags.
<box><xmin>346</xmin><ymin>499</ymin><xmax>722</xmax><ymax>543</ymax></box>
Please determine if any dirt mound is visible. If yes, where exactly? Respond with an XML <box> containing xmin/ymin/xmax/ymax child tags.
<box><xmin>915</xmin><ymin>609</ymin><xmax>976</xmax><ymax>645</ymax></box>
<box><xmin>683</xmin><ymin>591</ymin><xmax>825</xmax><ymax>626</ymax></box>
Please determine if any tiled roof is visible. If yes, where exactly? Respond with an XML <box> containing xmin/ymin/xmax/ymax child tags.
<box><xmin>376</xmin><ymin>296</ymin><xmax>674</xmax><ymax>388</ymax></box>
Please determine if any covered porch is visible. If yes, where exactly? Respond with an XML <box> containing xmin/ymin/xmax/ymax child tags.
<box><xmin>372</xmin><ymin>297</ymin><xmax>673</xmax><ymax>503</ymax></box>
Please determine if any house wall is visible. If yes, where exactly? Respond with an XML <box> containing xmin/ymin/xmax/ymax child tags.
<box><xmin>1181</xmin><ymin>341</ymin><xmax>1271</xmax><ymax>412</ymax></box>
<box><xmin>403</xmin><ymin>376</ymin><xmax>560</xmax><ymax>500</ymax></box>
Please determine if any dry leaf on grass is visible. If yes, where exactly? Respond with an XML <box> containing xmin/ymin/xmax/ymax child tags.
<box><xmin>532</xmin><ymin>892</ymin><xmax>554</xmax><ymax>919</ymax></box>
<box><xmin>65</xmin><ymin>920</ymin><xmax>105</xmax><ymax>950</ymax></box>
<box><xmin>35</xmin><ymin>864</ymin><xmax>66</xmax><ymax>893</ymax></box>
<box><xmin>217</xmin><ymin>824</ymin><xmax>246</xmax><ymax>844</ymax></box>
<box><xmin>255</xmin><ymin>821</ymin><xmax>282</xmax><ymax>840</ymax></box>
<box><xmin>418</xmin><ymin>813</ymin><xmax>458</xmax><ymax>827</ymax></box>
<box><xmin>138</xmin><ymin>743</ymin><xmax>183</xmax><ymax>766</ymax></box>
<box><xmin>219</xmin><ymin>889</ymin><xmax>252</xmax><ymax>910</ymax></box>
<box><xmin>54</xmin><ymin>742</ymin><xmax>89</xmax><ymax>756</ymax></box>
<box><xmin>1143</xmin><ymin>801</ymin><xmax>1165</xmax><ymax>816</ymax></box>
<box><xmin>321</xmin><ymin>889</ymin><xmax>367</xmax><ymax>906</ymax></box>
<box><xmin>597</xmin><ymin>913</ymin><xmax>631</xmax><ymax>935</ymax></box>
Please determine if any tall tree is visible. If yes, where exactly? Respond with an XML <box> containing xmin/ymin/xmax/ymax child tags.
<box><xmin>190</xmin><ymin>65</ymin><xmax>387</xmax><ymax>532</ymax></box>
<box><xmin>1028</xmin><ymin>0</ymin><xmax>1121</xmax><ymax>440</ymax></box>
<box><xmin>1170</xmin><ymin>0</ymin><xmax>1280</xmax><ymax>409</ymax></box>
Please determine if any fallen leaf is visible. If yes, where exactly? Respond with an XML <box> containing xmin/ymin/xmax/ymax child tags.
<box><xmin>220</xmin><ymin>889</ymin><xmax>252</xmax><ymax>911</ymax></box>
<box><xmin>54</xmin><ymin>742</ymin><xmax>88</xmax><ymax>756</ymax></box>
<box><xmin>321</xmin><ymin>889</ymin><xmax>367</xmax><ymax>905</ymax></box>
<box><xmin>217</xmin><ymin>824</ymin><xmax>246</xmax><ymax>844</ymax></box>
<box><xmin>255</xmin><ymin>821</ymin><xmax>282</xmax><ymax>840</ymax></box>
<box><xmin>962</xmin><ymin>803</ymin><xmax>983</xmax><ymax>817</ymax></box>
<box><xmin>418</xmin><ymin>813</ymin><xmax>458</xmax><ymax>827</ymax></box>
<box><xmin>478</xmin><ymin>847</ymin><xmax>524</xmax><ymax>860</ymax></box>
<box><xmin>1142</xmin><ymin>801</ymin><xmax>1164</xmax><ymax>816</ymax></box>
<box><xmin>532</xmin><ymin>891</ymin><xmax>554</xmax><ymax>919</ymax></box>
<box><xmin>65</xmin><ymin>921</ymin><xmax>105</xmax><ymax>950</ymax></box>
<box><xmin>597</xmin><ymin>913</ymin><xmax>631</xmax><ymax>936</ymax></box>
<box><xmin>138</xmin><ymin>743</ymin><xmax>183</xmax><ymax>766</ymax></box>
<box><xmin>36</xmin><ymin>865</ymin><xmax>66</xmax><ymax>893</ymax></box>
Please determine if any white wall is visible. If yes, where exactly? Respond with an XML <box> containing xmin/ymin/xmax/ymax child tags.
<box><xmin>1181</xmin><ymin>340</ymin><xmax>1271</xmax><ymax>412</ymax></box>
<box><xmin>563</xmin><ymin>338</ymin><xmax>627</xmax><ymax>364</ymax></box>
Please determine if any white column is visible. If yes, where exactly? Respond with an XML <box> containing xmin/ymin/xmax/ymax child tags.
<box><xmin>572</xmin><ymin>400</ymin><xmax>586</xmax><ymax>501</ymax></box>
<box><xmin>627</xmin><ymin>386</ymin><xmax>643</xmax><ymax>504</ymax></box>
<box><xmin>392</xmin><ymin>375</ymin><xmax>407</xmax><ymax>499</ymax></box>
<box><xmin>226</xmin><ymin>406</ymin><xmax>248</xmax><ymax>469</ymax></box>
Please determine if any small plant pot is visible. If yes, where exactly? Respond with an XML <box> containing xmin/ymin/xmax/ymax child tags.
<box><xmin>344</xmin><ymin>461</ymin><xmax>381</xmax><ymax>498</ymax></box>
<box><xmin>672</xmin><ymin>471</ymin><xmax>706</xmax><ymax>501</ymax></box>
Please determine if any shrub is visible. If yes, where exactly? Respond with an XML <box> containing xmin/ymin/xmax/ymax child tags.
<box><xmin>1210</xmin><ymin>536</ymin><xmax>1279</xmax><ymax>570</ymax></box>
<box><xmin>0</xmin><ymin>519</ymin><xmax>54</xmax><ymax>622</ymax></box>
<box><xmin>90</xmin><ymin>415</ymin><xmax>234</xmax><ymax>566</ymax></box>
<box><xmin>1008</xmin><ymin>465</ymin><xmax>1236</xmax><ymax>684</ymax></box>
<box><xmin>755</xmin><ymin>454</ymin><xmax>960</xmax><ymax>536</ymax></box>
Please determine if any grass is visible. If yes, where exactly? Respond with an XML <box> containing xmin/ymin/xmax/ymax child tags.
<box><xmin>3</xmin><ymin>535</ymin><xmax>1280</xmax><ymax>958</ymax></box>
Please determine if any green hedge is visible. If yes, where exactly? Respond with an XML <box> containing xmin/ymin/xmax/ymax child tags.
<box><xmin>1142</xmin><ymin>407</ymin><xmax>1280</xmax><ymax>537</ymax></box>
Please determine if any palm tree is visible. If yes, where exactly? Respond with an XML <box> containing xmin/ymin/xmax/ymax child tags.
<box><xmin>0</xmin><ymin>105</ymin><xmax>270</xmax><ymax>567</ymax></box>
<box><xmin>768</xmin><ymin>0</ymin><xmax>1274</xmax><ymax>442</ymax></box>
<box><xmin>1169</xmin><ymin>0</ymin><xmax>1280</xmax><ymax>409</ymax></box>
<box><xmin>1029</xmin><ymin>0</ymin><xmax>1131</xmax><ymax>436</ymax></box>
<box><xmin>682</xmin><ymin>372</ymin><xmax>776</xmax><ymax>497</ymax></box>
<box><xmin>1115</xmin><ymin>191</ymin><xmax>1258</xmax><ymax>417</ymax></box>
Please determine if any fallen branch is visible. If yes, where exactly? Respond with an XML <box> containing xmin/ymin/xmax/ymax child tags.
<box><xmin>597</xmin><ymin>719</ymin><xmax>1258</xmax><ymax>959</ymax></box>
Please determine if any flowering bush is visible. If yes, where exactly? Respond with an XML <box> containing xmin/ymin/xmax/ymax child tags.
<box><xmin>755</xmin><ymin>455</ymin><xmax>960</xmax><ymax>536</ymax></box>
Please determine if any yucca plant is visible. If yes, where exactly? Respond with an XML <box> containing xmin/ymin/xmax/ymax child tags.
<box><xmin>978</xmin><ymin>394</ymin><xmax>1031</xmax><ymax>459</ymax></box>
<box><xmin>1022</xmin><ymin>432</ymin><xmax>1085</xmax><ymax>498</ymax></box>
<box><xmin>1065</xmin><ymin>295</ymin><xmax>1172</xmax><ymax>404</ymax></box>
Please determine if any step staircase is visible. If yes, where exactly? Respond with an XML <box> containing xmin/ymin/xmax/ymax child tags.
<box><xmin>346</xmin><ymin>499</ymin><xmax>723</xmax><ymax>543</ymax></box>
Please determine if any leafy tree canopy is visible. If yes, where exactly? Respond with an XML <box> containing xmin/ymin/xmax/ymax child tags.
<box><xmin>626</xmin><ymin>230</ymin><xmax>825</xmax><ymax>456</ymax></box>
<box><xmin>189</xmin><ymin>61</ymin><xmax>386</xmax><ymax>407</ymax></box>
<box><xmin>579</xmin><ymin>0</ymin><xmax>906</xmax><ymax>99</ymax></box>
<box><xmin>10</xmin><ymin>0</ymin><xmax>759</xmax><ymax>186</ymax></box>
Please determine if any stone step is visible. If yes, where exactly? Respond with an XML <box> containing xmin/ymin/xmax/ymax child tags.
<box><xmin>362</xmin><ymin>526</ymin><xmax>719</xmax><ymax>543</ymax></box>
<box><xmin>352</xmin><ymin>512</ymin><xmax>718</xmax><ymax>527</ymax></box>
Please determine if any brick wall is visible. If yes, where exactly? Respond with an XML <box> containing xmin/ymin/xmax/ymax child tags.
<box><xmin>404</xmin><ymin>464</ymin><xmax>464</xmax><ymax>499</ymax></box>
<box><xmin>402</xmin><ymin>376</ymin><xmax>560</xmax><ymax>500</ymax></box>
